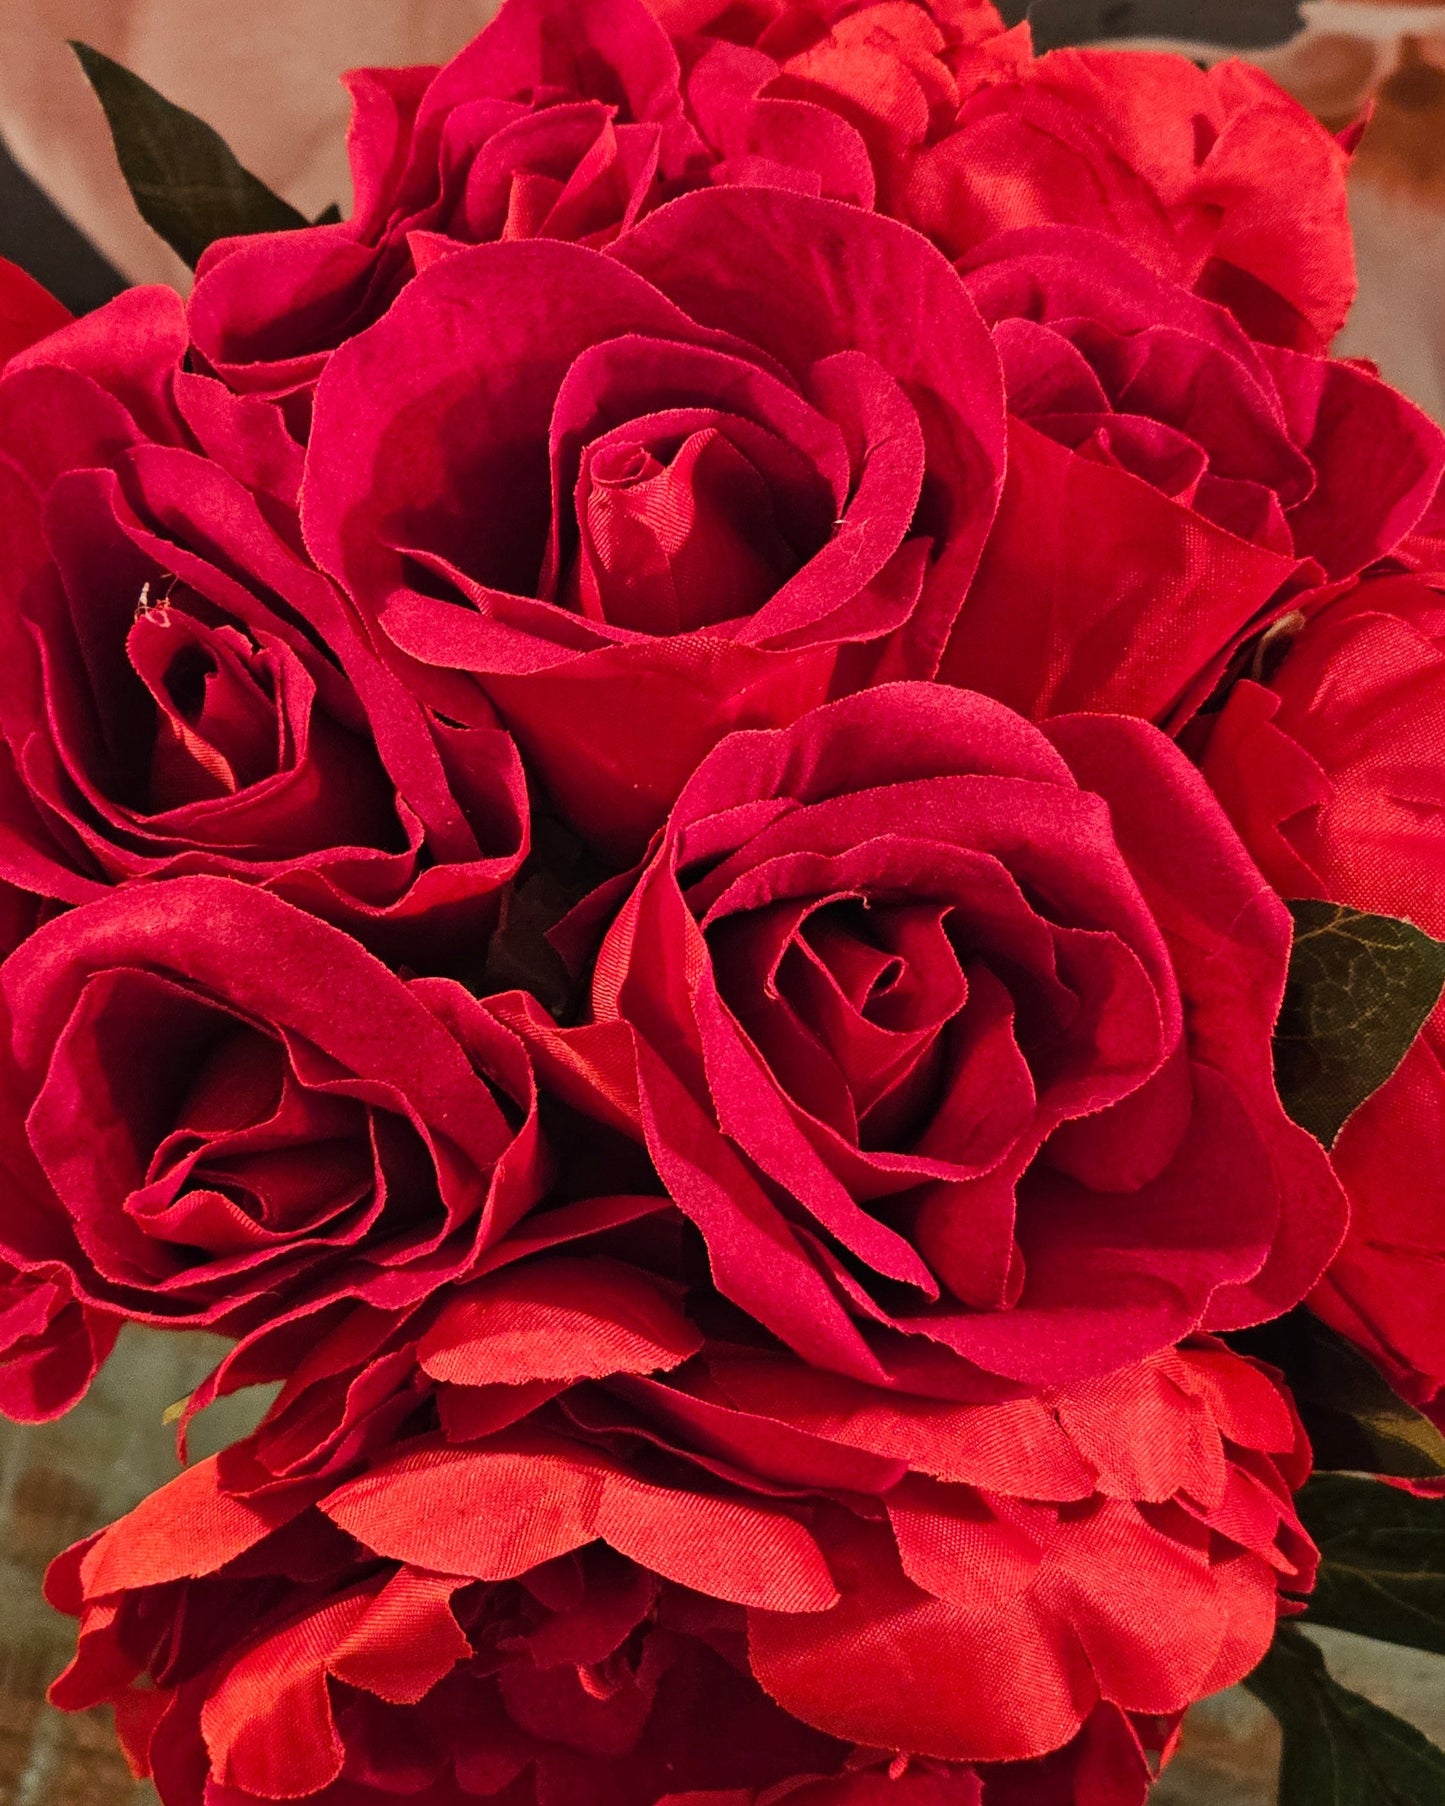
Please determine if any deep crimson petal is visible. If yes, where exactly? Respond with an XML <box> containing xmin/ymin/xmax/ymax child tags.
<box><xmin>0</xmin><ymin>284</ymin><xmax>528</xmax><ymax>968</ymax></box>
<box><xmin>939</xmin><ymin>417</ymin><xmax>1302</xmax><ymax>721</ymax></box>
<box><xmin>611</xmin><ymin>185</ymin><xmax>1005</xmax><ymax>668</ymax></box>
<box><xmin>0</xmin><ymin>879</ymin><xmax>545</xmax><ymax>1358</ymax></box>
<box><xmin>0</xmin><ymin>255</ymin><xmax>70</xmax><ymax>368</ymax></box>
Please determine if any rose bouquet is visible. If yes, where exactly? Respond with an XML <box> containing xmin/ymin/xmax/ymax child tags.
<box><xmin>2</xmin><ymin>1</ymin><xmax>1445</xmax><ymax>1801</ymax></box>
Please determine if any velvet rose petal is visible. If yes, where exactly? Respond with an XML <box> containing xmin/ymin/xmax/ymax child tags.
<box><xmin>610</xmin><ymin>185</ymin><xmax>1005</xmax><ymax>671</ymax></box>
<box><xmin>0</xmin><ymin>1048</ymin><xmax>120</xmax><ymax>1419</ymax></box>
<box><xmin>1044</xmin><ymin>711</ymin><xmax>1348</xmax><ymax>1328</ymax></box>
<box><xmin>0</xmin><ymin>255</ymin><xmax>70</xmax><ymax>368</ymax></box>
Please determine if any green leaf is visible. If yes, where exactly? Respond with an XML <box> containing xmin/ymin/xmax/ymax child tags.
<box><xmin>1274</xmin><ymin>901</ymin><xmax>1445</xmax><ymax>1147</ymax></box>
<box><xmin>1299</xmin><ymin>1474</ymin><xmax>1445</xmax><ymax>1657</ymax></box>
<box><xmin>1234</xmin><ymin>1313</ymin><xmax>1445</xmax><ymax>1481</ymax></box>
<box><xmin>1246</xmin><ymin>1623</ymin><xmax>1445</xmax><ymax>1804</ymax></box>
<box><xmin>70</xmin><ymin>42</ymin><xmax>308</xmax><ymax>267</ymax></box>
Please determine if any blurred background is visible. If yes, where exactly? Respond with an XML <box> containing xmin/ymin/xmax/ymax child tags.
<box><xmin>1</xmin><ymin>2</ymin><xmax>1444</xmax><ymax>1802</ymax></box>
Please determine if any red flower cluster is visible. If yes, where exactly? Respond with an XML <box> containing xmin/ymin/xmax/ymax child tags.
<box><xmin>0</xmin><ymin>0</ymin><xmax>1440</xmax><ymax>1796</ymax></box>
<box><xmin>49</xmin><ymin>1226</ymin><xmax>1312</xmax><ymax>1804</ymax></box>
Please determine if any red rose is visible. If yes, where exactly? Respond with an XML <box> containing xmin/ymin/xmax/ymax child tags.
<box><xmin>1201</xmin><ymin>574</ymin><xmax>1445</xmax><ymax>1417</ymax></box>
<box><xmin>46</xmin><ymin>1233</ymin><xmax>1309</xmax><ymax>1787</ymax></box>
<box><xmin>0</xmin><ymin>253</ymin><xmax>70</xmax><ymax>369</ymax></box>
<box><xmin>188</xmin><ymin>0</ymin><xmax>876</xmax><ymax>417</ymax></box>
<box><xmin>302</xmin><ymin>184</ymin><xmax>1004</xmax><ymax>859</ymax></box>
<box><xmin>0</xmin><ymin>288</ymin><xmax>527</xmax><ymax>968</ymax></box>
<box><xmin>938</xmin><ymin>227</ymin><xmax>1445</xmax><ymax>728</ymax></box>
<box><xmin>502</xmin><ymin>684</ymin><xmax>1344</xmax><ymax>1388</ymax></box>
<box><xmin>0</xmin><ymin>878</ymin><xmax>545</xmax><ymax>1371</ymax></box>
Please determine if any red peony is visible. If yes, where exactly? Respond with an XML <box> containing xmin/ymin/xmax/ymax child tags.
<box><xmin>644</xmin><ymin>0</ymin><xmax>1355</xmax><ymax>352</ymax></box>
<box><xmin>905</xmin><ymin>42</ymin><xmax>1356</xmax><ymax>354</ymax></box>
<box><xmin>46</xmin><ymin>1225</ymin><xmax>1312</xmax><ymax>1791</ymax></box>
<box><xmin>503</xmin><ymin>683</ymin><xmax>1344</xmax><ymax>1386</ymax></box>
<box><xmin>0</xmin><ymin>288</ymin><xmax>529</xmax><ymax>968</ymax></box>
<box><xmin>938</xmin><ymin>227</ymin><xmax>1445</xmax><ymax>728</ymax></box>
<box><xmin>301</xmin><ymin>182</ymin><xmax>1005</xmax><ymax>859</ymax></box>
<box><xmin>1201</xmin><ymin>573</ymin><xmax>1445</xmax><ymax>1419</ymax></box>
<box><xmin>0</xmin><ymin>878</ymin><xmax>546</xmax><ymax>1368</ymax></box>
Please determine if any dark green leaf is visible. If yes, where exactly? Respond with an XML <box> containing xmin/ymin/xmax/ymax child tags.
<box><xmin>1246</xmin><ymin>1623</ymin><xmax>1445</xmax><ymax>1804</ymax></box>
<box><xmin>1298</xmin><ymin>1474</ymin><xmax>1445</xmax><ymax>1657</ymax></box>
<box><xmin>70</xmin><ymin>42</ymin><xmax>307</xmax><ymax>267</ymax></box>
<box><xmin>1274</xmin><ymin>901</ymin><xmax>1445</xmax><ymax>1147</ymax></box>
<box><xmin>1233</xmin><ymin>1313</ymin><xmax>1445</xmax><ymax>1480</ymax></box>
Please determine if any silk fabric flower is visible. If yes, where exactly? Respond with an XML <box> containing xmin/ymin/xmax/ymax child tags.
<box><xmin>504</xmin><ymin>683</ymin><xmax>1345</xmax><ymax>1387</ymax></box>
<box><xmin>939</xmin><ymin>226</ymin><xmax>1445</xmax><ymax>728</ymax></box>
<box><xmin>1202</xmin><ymin>573</ymin><xmax>1445</xmax><ymax>1420</ymax></box>
<box><xmin>46</xmin><ymin>1225</ymin><xmax>1311</xmax><ymax>1788</ymax></box>
<box><xmin>0</xmin><ymin>879</ymin><xmax>546</xmax><ymax>1362</ymax></box>
<box><xmin>0</xmin><ymin>289</ymin><xmax>529</xmax><ymax>967</ymax></box>
<box><xmin>644</xmin><ymin>0</ymin><xmax>1356</xmax><ymax>353</ymax></box>
<box><xmin>187</xmin><ymin>0</ymin><xmax>880</xmax><ymax>415</ymax></box>
<box><xmin>302</xmin><ymin>183</ymin><xmax>1005</xmax><ymax>858</ymax></box>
